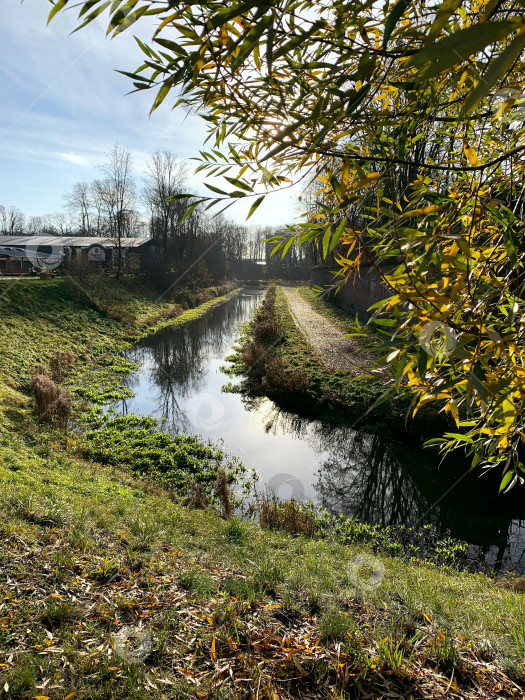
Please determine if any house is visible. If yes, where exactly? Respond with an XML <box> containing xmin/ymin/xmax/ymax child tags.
<box><xmin>0</xmin><ymin>235</ymin><xmax>152</xmax><ymax>274</ymax></box>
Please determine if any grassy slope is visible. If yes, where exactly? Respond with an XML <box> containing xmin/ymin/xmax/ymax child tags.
<box><xmin>0</xmin><ymin>279</ymin><xmax>524</xmax><ymax>698</ymax></box>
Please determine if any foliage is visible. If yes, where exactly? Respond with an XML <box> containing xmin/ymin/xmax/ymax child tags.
<box><xmin>46</xmin><ymin>0</ymin><xmax>525</xmax><ymax>489</ymax></box>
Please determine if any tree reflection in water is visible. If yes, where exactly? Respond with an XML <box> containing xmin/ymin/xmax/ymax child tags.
<box><xmin>117</xmin><ymin>289</ymin><xmax>525</xmax><ymax>574</ymax></box>
<box><xmin>261</xmin><ymin>404</ymin><xmax>525</xmax><ymax>573</ymax></box>
<box><xmin>123</xmin><ymin>290</ymin><xmax>264</xmax><ymax>431</ymax></box>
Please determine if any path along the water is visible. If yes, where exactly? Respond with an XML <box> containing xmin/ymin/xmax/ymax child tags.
<box><xmin>281</xmin><ymin>286</ymin><xmax>375</xmax><ymax>373</ymax></box>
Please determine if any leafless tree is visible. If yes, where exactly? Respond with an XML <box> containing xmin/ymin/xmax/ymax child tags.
<box><xmin>0</xmin><ymin>205</ymin><xmax>25</xmax><ymax>235</ymax></box>
<box><xmin>64</xmin><ymin>182</ymin><xmax>92</xmax><ymax>234</ymax></box>
<box><xmin>45</xmin><ymin>212</ymin><xmax>75</xmax><ymax>236</ymax></box>
<box><xmin>26</xmin><ymin>216</ymin><xmax>45</xmax><ymax>235</ymax></box>
<box><xmin>99</xmin><ymin>144</ymin><xmax>135</xmax><ymax>278</ymax></box>
<box><xmin>143</xmin><ymin>151</ymin><xmax>187</xmax><ymax>253</ymax></box>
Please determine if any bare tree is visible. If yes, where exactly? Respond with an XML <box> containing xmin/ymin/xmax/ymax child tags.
<box><xmin>64</xmin><ymin>182</ymin><xmax>92</xmax><ymax>234</ymax></box>
<box><xmin>99</xmin><ymin>144</ymin><xmax>135</xmax><ymax>278</ymax></box>
<box><xmin>0</xmin><ymin>205</ymin><xmax>25</xmax><ymax>235</ymax></box>
<box><xmin>26</xmin><ymin>216</ymin><xmax>45</xmax><ymax>235</ymax></box>
<box><xmin>143</xmin><ymin>151</ymin><xmax>187</xmax><ymax>253</ymax></box>
<box><xmin>44</xmin><ymin>212</ymin><xmax>75</xmax><ymax>236</ymax></box>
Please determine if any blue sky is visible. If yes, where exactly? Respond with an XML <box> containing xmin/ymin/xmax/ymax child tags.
<box><xmin>0</xmin><ymin>1</ymin><xmax>298</xmax><ymax>226</ymax></box>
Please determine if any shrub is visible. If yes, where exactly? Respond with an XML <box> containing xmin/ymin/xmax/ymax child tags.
<box><xmin>31</xmin><ymin>368</ymin><xmax>73</xmax><ymax>430</ymax></box>
<box><xmin>214</xmin><ymin>468</ymin><xmax>233</xmax><ymax>517</ymax></box>
<box><xmin>253</xmin><ymin>318</ymin><xmax>282</xmax><ymax>345</ymax></box>
<box><xmin>258</xmin><ymin>494</ymin><xmax>317</xmax><ymax>537</ymax></box>
<box><xmin>49</xmin><ymin>349</ymin><xmax>76</xmax><ymax>383</ymax></box>
<box><xmin>184</xmin><ymin>480</ymin><xmax>210</xmax><ymax>509</ymax></box>
<box><xmin>172</xmin><ymin>288</ymin><xmax>196</xmax><ymax>308</ymax></box>
<box><xmin>31</xmin><ymin>373</ymin><xmax>60</xmax><ymax>418</ymax></box>
<box><xmin>195</xmin><ymin>289</ymin><xmax>214</xmax><ymax>305</ymax></box>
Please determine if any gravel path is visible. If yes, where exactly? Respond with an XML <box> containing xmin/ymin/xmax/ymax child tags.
<box><xmin>282</xmin><ymin>286</ymin><xmax>374</xmax><ymax>372</ymax></box>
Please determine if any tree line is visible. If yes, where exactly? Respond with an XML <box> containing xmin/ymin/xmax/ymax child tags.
<box><xmin>1</xmin><ymin>143</ymin><xmax>313</xmax><ymax>280</ymax></box>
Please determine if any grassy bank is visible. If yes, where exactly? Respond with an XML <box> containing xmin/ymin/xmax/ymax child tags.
<box><xmin>0</xmin><ymin>276</ymin><xmax>238</xmax><ymax>387</ymax></box>
<box><xmin>225</xmin><ymin>283</ymin><xmax>447</xmax><ymax>439</ymax></box>
<box><xmin>0</xmin><ymin>278</ymin><xmax>524</xmax><ymax>697</ymax></box>
<box><xmin>1</xmin><ymin>423</ymin><xmax>525</xmax><ymax>698</ymax></box>
<box><xmin>0</xmin><ymin>276</ymin><xmax>245</xmax><ymax>500</ymax></box>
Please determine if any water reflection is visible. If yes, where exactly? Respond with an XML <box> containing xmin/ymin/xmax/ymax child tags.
<box><xmin>264</xmin><ymin>406</ymin><xmax>525</xmax><ymax>572</ymax></box>
<box><xmin>120</xmin><ymin>288</ymin><xmax>525</xmax><ymax>574</ymax></box>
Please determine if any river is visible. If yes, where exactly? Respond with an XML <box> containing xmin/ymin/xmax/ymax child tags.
<box><xmin>118</xmin><ymin>287</ymin><xmax>525</xmax><ymax>575</ymax></box>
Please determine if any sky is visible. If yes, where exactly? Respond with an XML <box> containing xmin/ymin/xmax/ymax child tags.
<box><xmin>0</xmin><ymin>1</ymin><xmax>299</xmax><ymax>227</ymax></box>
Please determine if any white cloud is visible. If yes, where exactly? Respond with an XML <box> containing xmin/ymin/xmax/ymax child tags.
<box><xmin>59</xmin><ymin>152</ymin><xmax>88</xmax><ymax>166</ymax></box>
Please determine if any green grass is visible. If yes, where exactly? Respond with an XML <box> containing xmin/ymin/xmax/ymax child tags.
<box><xmin>0</xmin><ymin>277</ymin><xmax>238</xmax><ymax>388</ymax></box>
<box><xmin>0</xmin><ymin>277</ymin><xmax>524</xmax><ymax>697</ymax></box>
<box><xmin>0</xmin><ymin>423</ymin><xmax>524</xmax><ymax>697</ymax></box>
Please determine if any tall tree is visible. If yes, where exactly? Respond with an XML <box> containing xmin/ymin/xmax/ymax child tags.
<box><xmin>99</xmin><ymin>145</ymin><xmax>135</xmax><ymax>277</ymax></box>
<box><xmin>64</xmin><ymin>182</ymin><xmax>92</xmax><ymax>234</ymax></box>
<box><xmin>143</xmin><ymin>151</ymin><xmax>187</xmax><ymax>253</ymax></box>
<box><xmin>0</xmin><ymin>205</ymin><xmax>25</xmax><ymax>236</ymax></box>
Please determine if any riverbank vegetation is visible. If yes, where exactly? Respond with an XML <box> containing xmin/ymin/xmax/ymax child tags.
<box><xmin>226</xmin><ymin>283</ymin><xmax>448</xmax><ymax>440</ymax></box>
<box><xmin>1</xmin><ymin>415</ymin><xmax>525</xmax><ymax>698</ymax></box>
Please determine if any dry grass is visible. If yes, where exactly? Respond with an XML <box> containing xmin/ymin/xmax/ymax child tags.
<box><xmin>30</xmin><ymin>367</ymin><xmax>72</xmax><ymax>429</ymax></box>
<box><xmin>49</xmin><ymin>349</ymin><xmax>76</xmax><ymax>383</ymax></box>
<box><xmin>258</xmin><ymin>493</ymin><xmax>318</xmax><ymax>537</ymax></box>
<box><xmin>214</xmin><ymin>467</ymin><xmax>233</xmax><ymax>517</ymax></box>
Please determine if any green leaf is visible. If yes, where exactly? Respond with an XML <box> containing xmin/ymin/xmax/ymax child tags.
<box><xmin>273</xmin><ymin>19</ymin><xmax>326</xmax><ymax>60</ymax></box>
<box><xmin>461</xmin><ymin>31</ymin><xmax>525</xmax><ymax>116</ymax></box>
<box><xmin>232</xmin><ymin>16</ymin><xmax>272</xmax><ymax>72</ymax></box>
<box><xmin>181</xmin><ymin>202</ymin><xmax>200</xmax><ymax>221</ymax></box>
<box><xmin>247</xmin><ymin>195</ymin><xmax>265</xmax><ymax>220</ymax></box>
<box><xmin>204</xmin><ymin>183</ymin><xmax>229</xmax><ymax>196</ymax></box>
<box><xmin>383</xmin><ymin>0</ymin><xmax>413</xmax><ymax>48</ymax></box>
<box><xmin>150</xmin><ymin>81</ymin><xmax>171</xmax><ymax>113</ymax></box>
<box><xmin>365</xmin><ymin>387</ymin><xmax>397</xmax><ymax>415</ymax></box>
<box><xmin>329</xmin><ymin>218</ymin><xmax>347</xmax><ymax>253</ymax></box>
<box><xmin>443</xmin><ymin>432</ymin><xmax>473</xmax><ymax>443</ymax></box>
<box><xmin>499</xmin><ymin>470</ymin><xmax>515</xmax><ymax>492</ymax></box>
<box><xmin>406</xmin><ymin>20</ymin><xmax>521</xmax><ymax>80</ymax></box>
<box><xmin>225</xmin><ymin>177</ymin><xmax>253</xmax><ymax>192</ymax></box>
<box><xmin>281</xmin><ymin>236</ymin><xmax>295</xmax><ymax>258</ymax></box>
<box><xmin>206</xmin><ymin>1</ymin><xmax>258</xmax><ymax>31</ymax></box>
<box><xmin>48</xmin><ymin>0</ymin><xmax>69</xmax><ymax>24</ymax></box>
<box><xmin>72</xmin><ymin>1</ymin><xmax>112</xmax><ymax>32</ymax></box>
<box><xmin>322</xmin><ymin>227</ymin><xmax>331</xmax><ymax>259</ymax></box>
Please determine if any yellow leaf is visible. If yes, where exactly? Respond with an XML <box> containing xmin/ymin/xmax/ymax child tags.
<box><xmin>34</xmin><ymin>697</ymin><xmax>51</xmax><ymax>700</ymax></box>
<box><xmin>446</xmin><ymin>399</ymin><xmax>460</xmax><ymax>428</ymax></box>
<box><xmin>398</xmin><ymin>204</ymin><xmax>442</xmax><ymax>219</ymax></box>
<box><xmin>463</xmin><ymin>142</ymin><xmax>481</xmax><ymax>167</ymax></box>
<box><xmin>64</xmin><ymin>693</ymin><xmax>79</xmax><ymax>700</ymax></box>
<box><xmin>340</xmin><ymin>158</ymin><xmax>351</xmax><ymax>197</ymax></box>
<box><xmin>502</xmin><ymin>398</ymin><xmax>514</xmax><ymax>427</ymax></box>
<box><xmin>211</xmin><ymin>635</ymin><xmax>216</xmax><ymax>661</ymax></box>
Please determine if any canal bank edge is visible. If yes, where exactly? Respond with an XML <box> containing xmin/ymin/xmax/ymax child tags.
<box><xmin>224</xmin><ymin>282</ymin><xmax>451</xmax><ymax>441</ymax></box>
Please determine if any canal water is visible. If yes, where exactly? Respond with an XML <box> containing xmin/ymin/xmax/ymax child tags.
<box><xmin>119</xmin><ymin>287</ymin><xmax>525</xmax><ymax>574</ymax></box>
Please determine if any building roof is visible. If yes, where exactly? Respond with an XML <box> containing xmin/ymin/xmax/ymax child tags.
<box><xmin>0</xmin><ymin>235</ymin><xmax>151</xmax><ymax>249</ymax></box>
<box><xmin>0</xmin><ymin>246</ymin><xmax>62</xmax><ymax>263</ymax></box>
